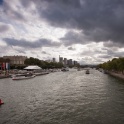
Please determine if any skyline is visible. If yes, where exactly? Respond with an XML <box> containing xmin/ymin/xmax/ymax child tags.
<box><xmin>0</xmin><ymin>0</ymin><xmax>124</xmax><ymax>65</ymax></box>
<box><xmin>2</xmin><ymin>55</ymin><xmax>79</xmax><ymax>65</ymax></box>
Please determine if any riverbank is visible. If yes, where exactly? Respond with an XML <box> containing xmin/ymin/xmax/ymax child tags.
<box><xmin>0</xmin><ymin>74</ymin><xmax>11</xmax><ymax>79</ymax></box>
<box><xmin>108</xmin><ymin>71</ymin><xmax>124</xmax><ymax>80</ymax></box>
<box><xmin>0</xmin><ymin>69</ymin><xmax>61</xmax><ymax>79</ymax></box>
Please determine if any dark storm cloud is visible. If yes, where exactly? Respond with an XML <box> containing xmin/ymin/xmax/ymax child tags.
<box><xmin>38</xmin><ymin>0</ymin><xmax>81</xmax><ymax>28</ymax></box>
<box><xmin>3</xmin><ymin>38</ymin><xmax>61</xmax><ymax>48</ymax></box>
<box><xmin>60</xmin><ymin>31</ymin><xmax>88</xmax><ymax>46</ymax></box>
<box><xmin>0</xmin><ymin>0</ymin><xmax>3</xmax><ymax>5</ymax></box>
<box><xmin>36</xmin><ymin>0</ymin><xmax>124</xmax><ymax>45</ymax></box>
<box><xmin>103</xmin><ymin>41</ymin><xmax>124</xmax><ymax>48</ymax></box>
<box><xmin>20</xmin><ymin>0</ymin><xmax>33</xmax><ymax>7</ymax></box>
<box><xmin>2</xmin><ymin>0</ymin><xmax>27</xmax><ymax>22</ymax></box>
<box><xmin>1</xmin><ymin>0</ymin><xmax>124</xmax><ymax>46</ymax></box>
<box><xmin>0</xmin><ymin>24</ymin><xmax>10</xmax><ymax>32</ymax></box>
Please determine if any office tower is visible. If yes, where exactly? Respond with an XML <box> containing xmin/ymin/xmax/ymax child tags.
<box><xmin>59</xmin><ymin>55</ymin><xmax>63</xmax><ymax>64</ymax></box>
<box><xmin>64</xmin><ymin>58</ymin><xmax>67</xmax><ymax>65</ymax></box>
<box><xmin>53</xmin><ymin>58</ymin><xmax>56</xmax><ymax>62</ymax></box>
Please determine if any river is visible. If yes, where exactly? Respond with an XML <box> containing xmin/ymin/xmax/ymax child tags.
<box><xmin>0</xmin><ymin>69</ymin><xmax>124</xmax><ymax>124</ymax></box>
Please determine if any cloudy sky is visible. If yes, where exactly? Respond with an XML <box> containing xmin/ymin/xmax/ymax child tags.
<box><xmin>0</xmin><ymin>0</ymin><xmax>124</xmax><ymax>64</ymax></box>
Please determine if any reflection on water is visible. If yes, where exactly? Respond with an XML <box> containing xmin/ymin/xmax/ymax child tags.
<box><xmin>0</xmin><ymin>69</ymin><xmax>124</xmax><ymax>124</ymax></box>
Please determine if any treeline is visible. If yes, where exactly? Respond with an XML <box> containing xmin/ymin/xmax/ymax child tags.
<box><xmin>98</xmin><ymin>57</ymin><xmax>124</xmax><ymax>73</ymax></box>
<box><xmin>24</xmin><ymin>57</ymin><xmax>63</xmax><ymax>69</ymax></box>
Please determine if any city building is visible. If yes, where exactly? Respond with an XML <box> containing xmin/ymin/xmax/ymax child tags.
<box><xmin>53</xmin><ymin>58</ymin><xmax>56</xmax><ymax>62</ymax></box>
<box><xmin>59</xmin><ymin>56</ymin><xmax>63</xmax><ymax>64</ymax></box>
<box><xmin>3</xmin><ymin>55</ymin><xmax>27</xmax><ymax>65</ymax></box>
<box><xmin>67</xmin><ymin>59</ymin><xmax>73</xmax><ymax>66</ymax></box>
<box><xmin>74</xmin><ymin>61</ymin><xmax>78</xmax><ymax>65</ymax></box>
<box><xmin>64</xmin><ymin>58</ymin><xmax>67</xmax><ymax>65</ymax></box>
<box><xmin>59</xmin><ymin>55</ymin><xmax>80</xmax><ymax>66</ymax></box>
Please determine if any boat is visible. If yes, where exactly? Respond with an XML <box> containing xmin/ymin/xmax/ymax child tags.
<box><xmin>61</xmin><ymin>67</ymin><xmax>69</xmax><ymax>72</ymax></box>
<box><xmin>0</xmin><ymin>99</ymin><xmax>4</xmax><ymax>106</ymax></box>
<box><xmin>12</xmin><ymin>73</ymin><xmax>35</xmax><ymax>80</ymax></box>
<box><xmin>99</xmin><ymin>68</ymin><xmax>103</xmax><ymax>72</ymax></box>
<box><xmin>34</xmin><ymin>72</ymin><xmax>49</xmax><ymax>76</ymax></box>
<box><xmin>103</xmin><ymin>70</ymin><xmax>109</xmax><ymax>74</ymax></box>
<box><xmin>11</xmin><ymin>73</ymin><xmax>28</xmax><ymax>78</ymax></box>
<box><xmin>86</xmin><ymin>70</ymin><xmax>90</xmax><ymax>74</ymax></box>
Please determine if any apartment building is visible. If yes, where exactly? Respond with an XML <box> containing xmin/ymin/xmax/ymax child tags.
<box><xmin>3</xmin><ymin>56</ymin><xmax>27</xmax><ymax>65</ymax></box>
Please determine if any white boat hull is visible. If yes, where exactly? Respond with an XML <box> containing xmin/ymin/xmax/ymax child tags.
<box><xmin>12</xmin><ymin>75</ymin><xmax>35</xmax><ymax>80</ymax></box>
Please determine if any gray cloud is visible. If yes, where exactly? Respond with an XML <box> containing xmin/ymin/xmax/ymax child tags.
<box><xmin>2</xmin><ymin>0</ymin><xmax>27</xmax><ymax>22</ymax></box>
<box><xmin>97</xmin><ymin>48</ymin><xmax>124</xmax><ymax>59</ymax></box>
<box><xmin>20</xmin><ymin>0</ymin><xmax>33</xmax><ymax>8</ymax></box>
<box><xmin>3</xmin><ymin>38</ymin><xmax>61</xmax><ymax>48</ymax></box>
<box><xmin>103</xmin><ymin>41</ymin><xmax>124</xmax><ymax>48</ymax></box>
<box><xmin>98</xmin><ymin>55</ymin><xmax>112</xmax><ymax>59</ymax></box>
<box><xmin>60</xmin><ymin>31</ymin><xmax>89</xmax><ymax>46</ymax></box>
<box><xmin>0</xmin><ymin>23</ymin><xmax>10</xmax><ymax>32</ymax></box>
<box><xmin>68</xmin><ymin>46</ymin><xmax>76</xmax><ymax>51</ymax></box>
<box><xmin>41</xmin><ymin>51</ymin><xmax>50</xmax><ymax>55</ymax></box>
<box><xmin>1</xmin><ymin>0</ymin><xmax>124</xmax><ymax>46</ymax></box>
<box><xmin>35</xmin><ymin>0</ymin><xmax>124</xmax><ymax>45</ymax></box>
<box><xmin>0</xmin><ymin>0</ymin><xmax>3</xmax><ymax>5</ymax></box>
<box><xmin>1</xmin><ymin>0</ymin><xmax>124</xmax><ymax>64</ymax></box>
<box><xmin>42</xmin><ymin>51</ymin><xmax>47</xmax><ymax>54</ymax></box>
<box><xmin>79</xmin><ymin>47</ymin><xmax>122</xmax><ymax>60</ymax></box>
<box><xmin>106</xmin><ymin>49</ymin><xmax>124</xmax><ymax>58</ymax></box>
<box><xmin>15</xmin><ymin>49</ymin><xmax>26</xmax><ymax>54</ymax></box>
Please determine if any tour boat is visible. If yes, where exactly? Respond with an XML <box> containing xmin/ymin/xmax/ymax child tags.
<box><xmin>86</xmin><ymin>70</ymin><xmax>90</xmax><ymax>74</ymax></box>
<box><xmin>12</xmin><ymin>74</ymin><xmax>35</xmax><ymax>80</ymax></box>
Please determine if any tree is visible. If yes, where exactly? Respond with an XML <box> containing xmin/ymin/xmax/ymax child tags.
<box><xmin>100</xmin><ymin>57</ymin><xmax>124</xmax><ymax>73</ymax></box>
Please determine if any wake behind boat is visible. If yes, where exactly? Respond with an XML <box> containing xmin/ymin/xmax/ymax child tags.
<box><xmin>12</xmin><ymin>73</ymin><xmax>35</xmax><ymax>80</ymax></box>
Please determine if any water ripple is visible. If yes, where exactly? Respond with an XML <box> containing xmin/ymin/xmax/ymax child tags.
<box><xmin>0</xmin><ymin>69</ymin><xmax>124</xmax><ymax>124</ymax></box>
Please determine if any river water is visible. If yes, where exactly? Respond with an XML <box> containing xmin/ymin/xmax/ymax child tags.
<box><xmin>0</xmin><ymin>69</ymin><xmax>124</xmax><ymax>124</ymax></box>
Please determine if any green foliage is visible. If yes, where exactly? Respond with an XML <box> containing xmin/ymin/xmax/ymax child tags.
<box><xmin>100</xmin><ymin>57</ymin><xmax>124</xmax><ymax>73</ymax></box>
<box><xmin>10</xmin><ymin>65</ymin><xmax>26</xmax><ymax>69</ymax></box>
